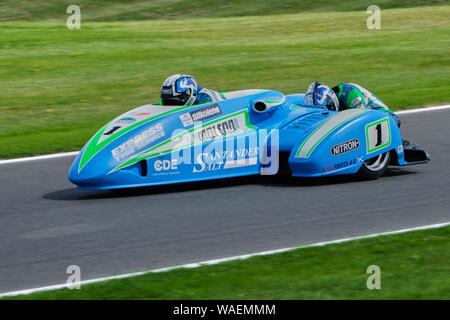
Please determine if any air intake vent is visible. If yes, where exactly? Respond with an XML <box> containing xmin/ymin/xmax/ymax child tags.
<box><xmin>140</xmin><ymin>160</ymin><xmax>148</xmax><ymax>177</ymax></box>
<box><xmin>286</xmin><ymin>113</ymin><xmax>327</xmax><ymax>129</ymax></box>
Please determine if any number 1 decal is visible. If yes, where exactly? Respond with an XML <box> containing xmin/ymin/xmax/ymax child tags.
<box><xmin>375</xmin><ymin>123</ymin><xmax>383</xmax><ymax>147</ymax></box>
<box><xmin>365</xmin><ymin>118</ymin><xmax>391</xmax><ymax>154</ymax></box>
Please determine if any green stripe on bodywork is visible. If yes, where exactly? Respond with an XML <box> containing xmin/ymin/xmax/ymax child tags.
<box><xmin>295</xmin><ymin>109</ymin><xmax>366</xmax><ymax>158</ymax></box>
<box><xmin>78</xmin><ymin>103</ymin><xmax>208</xmax><ymax>172</ymax></box>
<box><xmin>110</xmin><ymin>109</ymin><xmax>256</xmax><ymax>173</ymax></box>
<box><xmin>264</xmin><ymin>100</ymin><xmax>283</xmax><ymax>104</ymax></box>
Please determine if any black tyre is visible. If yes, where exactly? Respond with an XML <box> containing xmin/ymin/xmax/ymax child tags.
<box><xmin>357</xmin><ymin>151</ymin><xmax>391</xmax><ymax>180</ymax></box>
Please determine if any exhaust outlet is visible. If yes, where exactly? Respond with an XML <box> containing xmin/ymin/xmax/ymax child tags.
<box><xmin>253</xmin><ymin>101</ymin><xmax>269</xmax><ymax>113</ymax></box>
<box><xmin>252</xmin><ymin>97</ymin><xmax>285</xmax><ymax>114</ymax></box>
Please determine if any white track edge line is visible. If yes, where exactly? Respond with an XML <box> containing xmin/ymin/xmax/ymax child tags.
<box><xmin>0</xmin><ymin>104</ymin><xmax>449</xmax><ymax>166</ymax></box>
<box><xmin>396</xmin><ymin>104</ymin><xmax>450</xmax><ymax>114</ymax></box>
<box><xmin>0</xmin><ymin>151</ymin><xmax>79</xmax><ymax>165</ymax></box>
<box><xmin>1</xmin><ymin>221</ymin><xmax>448</xmax><ymax>298</ymax></box>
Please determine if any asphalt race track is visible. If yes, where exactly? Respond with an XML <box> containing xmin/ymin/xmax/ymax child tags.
<box><xmin>0</xmin><ymin>109</ymin><xmax>449</xmax><ymax>293</ymax></box>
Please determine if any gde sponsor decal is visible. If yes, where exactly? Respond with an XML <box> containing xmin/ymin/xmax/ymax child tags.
<box><xmin>193</xmin><ymin>147</ymin><xmax>258</xmax><ymax>173</ymax></box>
<box><xmin>154</xmin><ymin>159</ymin><xmax>178</xmax><ymax>171</ymax></box>
<box><xmin>330</xmin><ymin>138</ymin><xmax>360</xmax><ymax>156</ymax></box>
<box><xmin>152</xmin><ymin>159</ymin><xmax>180</xmax><ymax>176</ymax></box>
<box><xmin>179</xmin><ymin>104</ymin><xmax>222</xmax><ymax>127</ymax></box>
<box><xmin>112</xmin><ymin>124</ymin><xmax>165</xmax><ymax>161</ymax></box>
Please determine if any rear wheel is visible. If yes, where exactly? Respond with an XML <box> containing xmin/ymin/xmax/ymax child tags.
<box><xmin>357</xmin><ymin>151</ymin><xmax>391</xmax><ymax>180</ymax></box>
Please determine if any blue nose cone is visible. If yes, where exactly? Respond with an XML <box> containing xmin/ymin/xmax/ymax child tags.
<box><xmin>68</xmin><ymin>153</ymin><xmax>107</xmax><ymax>188</ymax></box>
<box><xmin>68</xmin><ymin>151</ymin><xmax>146</xmax><ymax>190</ymax></box>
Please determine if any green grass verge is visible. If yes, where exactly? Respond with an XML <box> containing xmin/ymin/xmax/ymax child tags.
<box><xmin>5</xmin><ymin>225</ymin><xmax>449</xmax><ymax>299</ymax></box>
<box><xmin>1</xmin><ymin>0</ymin><xmax>448</xmax><ymax>22</ymax></box>
<box><xmin>0</xmin><ymin>6</ymin><xmax>449</xmax><ymax>158</ymax></box>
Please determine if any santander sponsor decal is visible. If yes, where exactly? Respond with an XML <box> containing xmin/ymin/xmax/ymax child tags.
<box><xmin>193</xmin><ymin>147</ymin><xmax>258</xmax><ymax>173</ymax></box>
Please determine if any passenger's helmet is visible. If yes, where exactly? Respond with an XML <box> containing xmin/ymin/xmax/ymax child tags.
<box><xmin>304</xmin><ymin>82</ymin><xmax>339</xmax><ymax>111</ymax></box>
<box><xmin>160</xmin><ymin>74</ymin><xmax>198</xmax><ymax>106</ymax></box>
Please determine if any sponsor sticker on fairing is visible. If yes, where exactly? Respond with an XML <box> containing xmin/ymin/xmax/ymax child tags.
<box><xmin>350</xmin><ymin>97</ymin><xmax>362</xmax><ymax>108</ymax></box>
<box><xmin>322</xmin><ymin>157</ymin><xmax>362</xmax><ymax>173</ymax></box>
<box><xmin>117</xmin><ymin>117</ymin><xmax>136</xmax><ymax>125</ymax></box>
<box><xmin>193</xmin><ymin>147</ymin><xmax>259</xmax><ymax>173</ymax></box>
<box><xmin>196</xmin><ymin>118</ymin><xmax>238</xmax><ymax>141</ymax></box>
<box><xmin>179</xmin><ymin>113</ymin><xmax>194</xmax><ymax>127</ymax></box>
<box><xmin>108</xmin><ymin>110</ymin><xmax>257</xmax><ymax>173</ymax></box>
<box><xmin>111</xmin><ymin>124</ymin><xmax>165</xmax><ymax>161</ymax></box>
<box><xmin>191</xmin><ymin>104</ymin><xmax>222</xmax><ymax>121</ymax></box>
<box><xmin>330</xmin><ymin>138</ymin><xmax>360</xmax><ymax>156</ymax></box>
<box><xmin>152</xmin><ymin>159</ymin><xmax>180</xmax><ymax>176</ymax></box>
<box><xmin>179</xmin><ymin>104</ymin><xmax>222</xmax><ymax>127</ymax></box>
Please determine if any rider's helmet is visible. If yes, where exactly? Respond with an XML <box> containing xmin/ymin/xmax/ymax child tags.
<box><xmin>160</xmin><ymin>74</ymin><xmax>198</xmax><ymax>106</ymax></box>
<box><xmin>304</xmin><ymin>82</ymin><xmax>339</xmax><ymax>111</ymax></box>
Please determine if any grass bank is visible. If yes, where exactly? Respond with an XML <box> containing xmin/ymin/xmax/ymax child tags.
<box><xmin>5</xmin><ymin>225</ymin><xmax>449</xmax><ymax>299</ymax></box>
<box><xmin>0</xmin><ymin>7</ymin><xmax>449</xmax><ymax>157</ymax></box>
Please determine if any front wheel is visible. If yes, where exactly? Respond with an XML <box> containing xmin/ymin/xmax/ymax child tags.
<box><xmin>357</xmin><ymin>151</ymin><xmax>391</xmax><ymax>180</ymax></box>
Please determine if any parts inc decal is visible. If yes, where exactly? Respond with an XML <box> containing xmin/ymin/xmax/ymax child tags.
<box><xmin>111</xmin><ymin>124</ymin><xmax>165</xmax><ymax>162</ymax></box>
<box><xmin>179</xmin><ymin>104</ymin><xmax>222</xmax><ymax>127</ymax></box>
<box><xmin>330</xmin><ymin>138</ymin><xmax>360</xmax><ymax>156</ymax></box>
<box><xmin>322</xmin><ymin>157</ymin><xmax>363</xmax><ymax>173</ymax></box>
<box><xmin>193</xmin><ymin>147</ymin><xmax>259</xmax><ymax>173</ymax></box>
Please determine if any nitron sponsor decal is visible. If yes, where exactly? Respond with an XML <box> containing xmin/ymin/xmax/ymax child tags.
<box><xmin>179</xmin><ymin>104</ymin><xmax>222</xmax><ymax>127</ymax></box>
<box><xmin>111</xmin><ymin>124</ymin><xmax>165</xmax><ymax>162</ymax></box>
<box><xmin>193</xmin><ymin>147</ymin><xmax>259</xmax><ymax>173</ymax></box>
<box><xmin>330</xmin><ymin>138</ymin><xmax>360</xmax><ymax>156</ymax></box>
